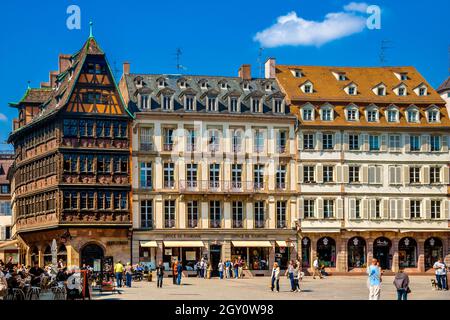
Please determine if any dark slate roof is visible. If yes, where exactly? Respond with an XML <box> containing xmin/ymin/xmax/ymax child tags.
<box><xmin>0</xmin><ymin>157</ymin><xmax>13</xmax><ymax>185</ymax></box>
<box><xmin>123</xmin><ymin>74</ymin><xmax>288</xmax><ymax>115</ymax></box>
<box><xmin>437</xmin><ymin>76</ymin><xmax>450</xmax><ymax>93</ymax></box>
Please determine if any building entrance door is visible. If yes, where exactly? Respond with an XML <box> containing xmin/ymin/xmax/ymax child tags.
<box><xmin>80</xmin><ymin>243</ymin><xmax>104</xmax><ymax>268</ymax></box>
<box><xmin>209</xmin><ymin>245</ymin><xmax>222</xmax><ymax>277</ymax></box>
<box><xmin>373</xmin><ymin>237</ymin><xmax>391</xmax><ymax>270</ymax></box>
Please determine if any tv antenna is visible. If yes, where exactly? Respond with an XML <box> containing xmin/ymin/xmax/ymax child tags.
<box><xmin>379</xmin><ymin>40</ymin><xmax>393</xmax><ymax>66</ymax></box>
<box><xmin>257</xmin><ymin>47</ymin><xmax>265</xmax><ymax>78</ymax></box>
<box><xmin>175</xmin><ymin>48</ymin><xmax>187</xmax><ymax>73</ymax></box>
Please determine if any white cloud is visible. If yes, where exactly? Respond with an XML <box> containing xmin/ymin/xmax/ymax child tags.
<box><xmin>0</xmin><ymin>114</ymin><xmax>7</xmax><ymax>122</ymax></box>
<box><xmin>254</xmin><ymin>3</ymin><xmax>368</xmax><ymax>48</ymax></box>
<box><xmin>344</xmin><ymin>2</ymin><xmax>369</xmax><ymax>13</ymax></box>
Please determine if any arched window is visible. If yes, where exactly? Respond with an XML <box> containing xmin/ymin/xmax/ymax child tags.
<box><xmin>399</xmin><ymin>237</ymin><xmax>417</xmax><ymax>268</ymax></box>
<box><xmin>301</xmin><ymin>237</ymin><xmax>311</xmax><ymax>268</ymax></box>
<box><xmin>373</xmin><ymin>237</ymin><xmax>392</xmax><ymax>270</ymax></box>
<box><xmin>43</xmin><ymin>245</ymin><xmax>52</xmax><ymax>266</ymax></box>
<box><xmin>424</xmin><ymin>237</ymin><xmax>443</xmax><ymax>270</ymax></box>
<box><xmin>317</xmin><ymin>237</ymin><xmax>336</xmax><ymax>267</ymax></box>
<box><xmin>348</xmin><ymin>237</ymin><xmax>367</xmax><ymax>268</ymax></box>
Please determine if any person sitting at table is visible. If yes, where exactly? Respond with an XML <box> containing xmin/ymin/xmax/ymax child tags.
<box><xmin>29</xmin><ymin>263</ymin><xmax>44</xmax><ymax>278</ymax></box>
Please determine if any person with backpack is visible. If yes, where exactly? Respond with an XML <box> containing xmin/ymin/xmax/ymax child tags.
<box><xmin>393</xmin><ymin>270</ymin><xmax>410</xmax><ymax>300</ymax></box>
<box><xmin>368</xmin><ymin>258</ymin><xmax>382</xmax><ymax>300</ymax></box>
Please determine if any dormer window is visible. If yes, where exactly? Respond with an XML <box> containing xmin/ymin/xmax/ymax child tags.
<box><xmin>419</xmin><ymin>87</ymin><xmax>426</xmax><ymax>96</ymax></box>
<box><xmin>338</xmin><ymin>74</ymin><xmax>346</xmax><ymax>81</ymax></box>
<box><xmin>321</xmin><ymin>106</ymin><xmax>333</xmax><ymax>121</ymax></box>
<box><xmin>386</xmin><ymin>107</ymin><xmax>399</xmax><ymax>123</ymax></box>
<box><xmin>179</xmin><ymin>81</ymin><xmax>187</xmax><ymax>89</ymax></box>
<box><xmin>348</xmin><ymin>87</ymin><xmax>356</xmax><ymax>95</ymax></box>
<box><xmin>427</xmin><ymin>108</ymin><xmax>440</xmax><ymax>123</ymax></box>
<box><xmin>229</xmin><ymin>97</ymin><xmax>239</xmax><ymax>112</ymax></box>
<box><xmin>200</xmin><ymin>81</ymin><xmax>208</xmax><ymax>90</ymax></box>
<box><xmin>346</xmin><ymin>105</ymin><xmax>359</xmax><ymax>121</ymax></box>
<box><xmin>158</xmin><ymin>79</ymin><xmax>166</xmax><ymax>88</ymax></box>
<box><xmin>220</xmin><ymin>82</ymin><xmax>227</xmax><ymax>90</ymax></box>
<box><xmin>265</xmin><ymin>84</ymin><xmax>272</xmax><ymax>91</ymax></box>
<box><xmin>273</xmin><ymin>99</ymin><xmax>283</xmax><ymax>114</ymax></box>
<box><xmin>140</xmin><ymin>95</ymin><xmax>150</xmax><ymax>109</ymax></box>
<box><xmin>366</xmin><ymin>107</ymin><xmax>379</xmax><ymax>123</ymax></box>
<box><xmin>162</xmin><ymin>95</ymin><xmax>172</xmax><ymax>110</ymax></box>
<box><xmin>407</xmin><ymin>107</ymin><xmax>419</xmax><ymax>123</ymax></box>
<box><xmin>414</xmin><ymin>84</ymin><xmax>428</xmax><ymax>96</ymax></box>
<box><xmin>291</xmin><ymin>69</ymin><xmax>303</xmax><ymax>78</ymax></box>
<box><xmin>373</xmin><ymin>83</ymin><xmax>387</xmax><ymax>96</ymax></box>
<box><xmin>251</xmin><ymin>98</ymin><xmax>261</xmax><ymax>113</ymax></box>
<box><xmin>184</xmin><ymin>96</ymin><xmax>195</xmax><ymax>111</ymax></box>
<box><xmin>302</xmin><ymin>104</ymin><xmax>314</xmax><ymax>121</ymax></box>
<box><xmin>304</xmin><ymin>84</ymin><xmax>312</xmax><ymax>93</ymax></box>
<box><xmin>398</xmin><ymin>87</ymin><xmax>406</xmax><ymax>96</ymax></box>
<box><xmin>377</xmin><ymin>87</ymin><xmax>385</xmax><ymax>96</ymax></box>
<box><xmin>242</xmin><ymin>82</ymin><xmax>250</xmax><ymax>90</ymax></box>
<box><xmin>207</xmin><ymin>97</ymin><xmax>218</xmax><ymax>112</ymax></box>
<box><xmin>400</xmin><ymin>73</ymin><xmax>408</xmax><ymax>81</ymax></box>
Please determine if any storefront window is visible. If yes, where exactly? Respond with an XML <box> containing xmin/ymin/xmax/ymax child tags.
<box><xmin>399</xmin><ymin>237</ymin><xmax>417</xmax><ymax>268</ymax></box>
<box><xmin>231</xmin><ymin>247</ymin><xmax>269</xmax><ymax>270</ymax></box>
<box><xmin>373</xmin><ymin>237</ymin><xmax>391</xmax><ymax>270</ymax></box>
<box><xmin>301</xmin><ymin>237</ymin><xmax>311</xmax><ymax>268</ymax></box>
<box><xmin>317</xmin><ymin>237</ymin><xmax>336</xmax><ymax>267</ymax></box>
<box><xmin>347</xmin><ymin>237</ymin><xmax>366</xmax><ymax>268</ymax></box>
<box><xmin>275</xmin><ymin>246</ymin><xmax>290</xmax><ymax>269</ymax></box>
<box><xmin>424</xmin><ymin>237</ymin><xmax>443</xmax><ymax>270</ymax></box>
<box><xmin>162</xmin><ymin>247</ymin><xmax>201</xmax><ymax>271</ymax></box>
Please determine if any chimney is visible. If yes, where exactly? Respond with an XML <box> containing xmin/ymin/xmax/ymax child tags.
<box><xmin>50</xmin><ymin>71</ymin><xmax>58</xmax><ymax>88</ymax></box>
<box><xmin>123</xmin><ymin>62</ymin><xmax>130</xmax><ymax>75</ymax></box>
<box><xmin>265</xmin><ymin>58</ymin><xmax>276</xmax><ymax>79</ymax></box>
<box><xmin>59</xmin><ymin>54</ymin><xmax>72</xmax><ymax>73</ymax></box>
<box><xmin>238</xmin><ymin>64</ymin><xmax>252</xmax><ymax>81</ymax></box>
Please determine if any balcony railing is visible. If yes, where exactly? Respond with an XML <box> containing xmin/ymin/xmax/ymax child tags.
<box><xmin>164</xmin><ymin>181</ymin><xmax>175</xmax><ymax>189</ymax></box>
<box><xmin>209</xmin><ymin>220</ymin><xmax>222</xmax><ymax>228</ymax></box>
<box><xmin>277</xmin><ymin>145</ymin><xmax>286</xmax><ymax>153</ymax></box>
<box><xmin>140</xmin><ymin>143</ymin><xmax>154</xmax><ymax>152</ymax></box>
<box><xmin>232</xmin><ymin>220</ymin><xmax>243</xmax><ymax>228</ymax></box>
<box><xmin>276</xmin><ymin>182</ymin><xmax>286</xmax><ymax>190</ymax></box>
<box><xmin>188</xmin><ymin>219</ymin><xmax>198</xmax><ymax>228</ymax></box>
<box><xmin>163</xmin><ymin>143</ymin><xmax>173</xmax><ymax>151</ymax></box>
<box><xmin>179</xmin><ymin>180</ymin><xmax>260</xmax><ymax>192</ymax></box>
<box><xmin>165</xmin><ymin>220</ymin><xmax>176</xmax><ymax>228</ymax></box>
<box><xmin>253</xmin><ymin>182</ymin><xmax>264</xmax><ymax>190</ymax></box>
<box><xmin>254</xmin><ymin>220</ymin><xmax>265</xmax><ymax>228</ymax></box>
<box><xmin>186</xmin><ymin>144</ymin><xmax>196</xmax><ymax>152</ymax></box>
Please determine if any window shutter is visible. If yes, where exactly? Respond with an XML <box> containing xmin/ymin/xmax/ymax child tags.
<box><xmin>363</xmin><ymin>134</ymin><xmax>369</xmax><ymax>151</ymax></box>
<box><xmin>342</xmin><ymin>133</ymin><xmax>349</xmax><ymax>151</ymax></box>
<box><xmin>336</xmin><ymin>165</ymin><xmax>342</xmax><ymax>183</ymax></box>
<box><xmin>389</xmin><ymin>199</ymin><xmax>396</xmax><ymax>220</ymax></box>
<box><xmin>425</xmin><ymin>199</ymin><xmax>431</xmax><ymax>220</ymax></box>
<box><xmin>397</xmin><ymin>199</ymin><xmax>403</xmax><ymax>220</ymax></box>
<box><xmin>316</xmin><ymin>132</ymin><xmax>323</xmax><ymax>151</ymax></box>
<box><xmin>382</xmin><ymin>199</ymin><xmax>389</xmax><ymax>219</ymax></box>
<box><xmin>317</xmin><ymin>198</ymin><xmax>324</xmax><ymax>219</ymax></box>
<box><xmin>343</xmin><ymin>165</ymin><xmax>349</xmax><ymax>184</ymax></box>
<box><xmin>443</xmin><ymin>200</ymin><xmax>449</xmax><ymax>220</ymax></box>
<box><xmin>396</xmin><ymin>166</ymin><xmax>402</xmax><ymax>184</ymax></box>
<box><xmin>404</xmin><ymin>135</ymin><xmax>410</xmax><ymax>152</ymax></box>
<box><xmin>376</xmin><ymin>166</ymin><xmax>382</xmax><ymax>184</ymax></box>
<box><xmin>298</xmin><ymin>164</ymin><xmax>304</xmax><ymax>183</ymax></box>
<box><xmin>335</xmin><ymin>132</ymin><xmax>341</xmax><ymax>151</ymax></box>
<box><xmin>422</xmin><ymin>166</ymin><xmax>430</xmax><ymax>185</ymax></box>
<box><xmin>362</xmin><ymin>199</ymin><xmax>369</xmax><ymax>219</ymax></box>
<box><xmin>404</xmin><ymin>199</ymin><xmax>411</xmax><ymax>219</ymax></box>
<box><xmin>362</xmin><ymin>165</ymin><xmax>369</xmax><ymax>184</ymax></box>
<box><xmin>421</xmin><ymin>135</ymin><xmax>430</xmax><ymax>152</ymax></box>
<box><xmin>0</xmin><ymin>226</ymin><xmax>4</xmax><ymax>241</ymax></box>
<box><xmin>316</xmin><ymin>164</ymin><xmax>323</xmax><ymax>183</ymax></box>
<box><xmin>298</xmin><ymin>198</ymin><xmax>304</xmax><ymax>219</ymax></box>
<box><xmin>403</xmin><ymin>165</ymin><xmax>410</xmax><ymax>185</ymax></box>
<box><xmin>298</xmin><ymin>133</ymin><xmax>303</xmax><ymax>151</ymax></box>
<box><xmin>442</xmin><ymin>136</ymin><xmax>449</xmax><ymax>152</ymax></box>
<box><xmin>369</xmin><ymin>199</ymin><xmax>376</xmax><ymax>219</ymax></box>
<box><xmin>349</xmin><ymin>198</ymin><xmax>356</xmax><ymax>220</ymax></box>
<box><xmin>389</xmin><ymin>166</ymin><xmax>395</xmax><ymax>185</ymax></box>
<box><xmin>441</xmin><ymin>166</ymin><xmax>449</xmax><ymax>185</ymax></box>
<box><xmin>380</xmin><ymin>134</ymin><xmax>387</xmax><ymax>152</ymax></box>
<box><xmin>336</xmin><ymin>198</ymin><xmax>343</xmax><ymax>219</ymax></box>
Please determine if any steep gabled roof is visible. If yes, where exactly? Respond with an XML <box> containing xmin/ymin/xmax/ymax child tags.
<box><xmin>437</xmin><ymin>76</ymin><xmax>450</xmax><ymax>93</ymax></box>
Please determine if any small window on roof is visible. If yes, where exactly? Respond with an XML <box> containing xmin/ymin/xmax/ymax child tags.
<box><xmin>400</xmin><ymin>73</ymin><xmax>408</xmax><ymax>81</ymax></box>
<box><xmin>338</xmin><ymin>74</ymin><xmax>346</xmax><ymax>81</ymax></box>
<box><xmin>377</xmin><ymin>87</ymin><xmax>385</xmax><ymax>96</ymax></box>
<box><xmin>179</xmin><ymin>81</ymin><xmax>186</xmax><ymax>88</ymax></box>
<box><xmin>243</xmin><ymin>82</ymin><xmax>250</xmax><ymax>90</ymax></box>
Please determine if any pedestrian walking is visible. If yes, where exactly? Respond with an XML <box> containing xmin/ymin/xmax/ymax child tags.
<box><xmin>270</xmin><ymin>262</ymin><xmax>280</xmax><ymax>292</ymax></box>
<box><xmin>285</xmin><ymin>260</ymin><xmax>296</xmax><ymax>292</ymax></box>
<box><xmin>238</xmin><ymin>256</ymin><xmax>244</xmax><ymax>278</ymax></box>
<box><xmin>202</xmin><ymin>260</ymin><xmax>208</xmax><ymax>279</ymax></box>
<box><xmin>433</xmin><ymin>258</ymin><xmax>448</xmax><ymax>291</ymax></box>
<box><xmin>177</xmin><ymin>260</ymin><xmax>183</xmax><ymax>285</ymax></box>
<box><xmin>156</xmin><ymin>260</ymin><xmax>165</xmax><ymax>288</ymax></box>
<box><xmin>312</xmin><ymin>256</ymin><xmax>322</xmax><ymax>279</ymax></box>
<box><xmin>294</xmin><ymin>260</ymin><xmax>301</xmax><ymax>292</ymax></box>
<box><xmin>195</xmin><ymin>261</ymin><xmax>200</xmax><ymax>278</ymax></box>
<box><xmin>114</xmin><ymin>260</ymin><xmax>124</xmax><ymax>288</ymax></box>
<box><xmin>218</xmin><ymin>260</ymin><xmax>224</xmax><ymax>279</ymax></box>
<box><xmin>172</xmin><ymin>260</ymin><xmax>178</xmax><ymax>285</ymax></box>
<box><xmin>225</xmin><ymin>260</ymin><xmax>230</xmax><ymax>279</ymax></box>
<box><xmin>125</xmin><ymin>262</ymin><xmax>133</xmax><ymax>288</ymax></box>
<box><xmin>368</xmin><ymin>258</ymin><xmax>382</xmax><ymax>300</ymax></box>
<box><xmin>393</xmin><ymin>270</ymin><xmax>410</xmax><ymax>300</ymax></box>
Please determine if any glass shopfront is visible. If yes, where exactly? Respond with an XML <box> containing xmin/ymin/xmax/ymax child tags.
<box><xmin>163</xmin><ymin>247</ymin><xmax>202</xmax><ymax>271</ymax></box>
<box><xmin>317</xmin><ymin>237</ymin><xmax>336</xmax><ymax>267</ymax></box>
<box><xmin>139</xmin><ymin>244</ymin><xmax>157</xmax><ymax>270</ymax></box>
<box><xmin>424</xmin><ymin>237</ymin><xmax>443</xmax><ymax>270</ymax></box>
<box><xmin>399</xmin><ymin>237</ymin><xmax>417</xmax><ymax>268</ymax></box>
<box><xmin>275</xmin><ymin>245</ymin><xmax>290</xmax><ymax>269</ymax></box>
<box><xmin>373</xmin><ymin>237</ymin><xmax>392</xmax><ymax>270</ymax></box>
<box><xmin>231</xmin><ymin>246</ymin><xmax>269</xmax><ymax>270</ymax></box>
<box><xmin>347</xmin><ymin>237</ymin><xmax>366</xmax><ymax>268</ymax></box>
<box><xmin>301</xmin><ymin>237</ymin><xmax>311</xmax><ymax>268</ymax></box>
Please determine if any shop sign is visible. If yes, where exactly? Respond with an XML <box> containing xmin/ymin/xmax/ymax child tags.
<box><xmin>322</xmin><ymin>238</ymin><xmax>329</xmax><ymax>246</ymax></box>
<box><xmin>375</xmin><ymin>239</ymin><xmax>389</xmax><ymax>247</ymax></box>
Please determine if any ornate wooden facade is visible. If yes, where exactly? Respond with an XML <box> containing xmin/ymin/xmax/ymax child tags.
<box><xmin>8</xmin><ymin>35</ymin><xmax>133</xmax><ymax>267</ymax></box>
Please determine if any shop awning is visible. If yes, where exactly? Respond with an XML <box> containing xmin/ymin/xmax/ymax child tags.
<box><xmin>300</xmin><ymin>229</ymin><xmax>341</xmax><ymax>233</ymax></box>
<box><xmin>276</xmin><ymin>241</ymin><xmax>294</xmax><ymax>247</ymax></box>
<box><xmin>400</xmin><ymin>229</ymin><xmax>449</xmax><ymax>233</ymax></box>
<box><xmin>232</xmin><ymin>241</ymin><xmax>273</xmax><ymax>248</ymax></box>
<box><xmin>140</xmin><ymin>241</ymin><xmax>158</xmax><ymax>248</ymax></box>
<box><xmin>0</xmin><ymin>240</ymin><xmax>18</xmax><ymax>250</ymax></box>
<box><xmin>163</xmin><ymin>241</ymin><xmax>204</xmax><ymax>248</ymax></box>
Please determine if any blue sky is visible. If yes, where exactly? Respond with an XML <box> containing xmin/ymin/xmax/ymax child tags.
<box><xmin>0</xmin><ymin>0</ymin><xmax>449</xmax><ymax>143</ymax></box>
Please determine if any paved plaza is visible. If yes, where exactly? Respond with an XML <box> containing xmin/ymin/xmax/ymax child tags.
<box><xmin>92</xmin><ymin>275</ymin><xmax>450</xmax><ymax>300</ymax></box>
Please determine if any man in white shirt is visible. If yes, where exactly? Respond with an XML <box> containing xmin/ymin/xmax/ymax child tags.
<box><xmin>312</xmin><ymin>256</ymin><xmax>322</xmax><ymax>279</ymax></box>
<box><xmin>433</xmin><ymin>258</ymin><xmax>448</xmax><ymax>291</ymax></box>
